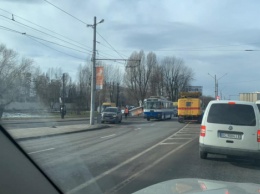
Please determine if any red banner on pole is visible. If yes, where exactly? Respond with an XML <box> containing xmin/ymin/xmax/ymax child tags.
<box><xmin>96</xmin><ymin>66</ymin><xmax>104</xmax><ymax>90</ymax></box>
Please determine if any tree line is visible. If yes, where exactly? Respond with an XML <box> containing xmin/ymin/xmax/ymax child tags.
<box><xmin>0</xmin><ymin>44</ymin><xmax>196</xmax><ymax>117</ymax></box>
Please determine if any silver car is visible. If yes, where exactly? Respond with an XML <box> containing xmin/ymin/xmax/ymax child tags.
<box><xmin>101</xmin><ymin>107</ymin><xmax>122</xmax><ymax>124</ymax></box>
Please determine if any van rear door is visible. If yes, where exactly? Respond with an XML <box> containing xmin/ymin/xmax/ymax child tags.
<box><xmin>202</xmin><ymin>103</ymin><xmax>259</xmax><ymax>151</ymax></box>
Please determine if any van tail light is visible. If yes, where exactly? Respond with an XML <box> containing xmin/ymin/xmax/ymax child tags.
<box><xmin>257</xmin><ymin>130</ymin><xmax>260</xmax><ymax>142</ymax></box>
<box><xmin>225</xmin><ymin>190</ymin><xmax>230</xmax><ymax>194</ymax></box>
<box><xmin>200</xmin><ymin>125</ymin><xmax>206</xmax><ymax>137</ymax></box>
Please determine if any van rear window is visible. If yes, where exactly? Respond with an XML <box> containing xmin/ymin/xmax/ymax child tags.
<box><xmin>207</xmin><ymin>104</ymin><xmax>256</xmax><ymax>126</ymax></box>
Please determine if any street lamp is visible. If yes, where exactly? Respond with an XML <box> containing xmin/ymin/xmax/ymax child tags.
<box><xmin>87</xmin><ymin>17</ymin><xmax>104</xmax><ymax>125</ymax></box>
<box><xmin>208</xmin><ymin>73</ymin><xmax>228</xmax><ymax>99</ymax></box>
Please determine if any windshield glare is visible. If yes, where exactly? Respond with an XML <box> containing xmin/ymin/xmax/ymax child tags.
<box><xmin>1</xmin><ymin>1</ymin><xmax>260</xmax><ymax>194</ymax></box>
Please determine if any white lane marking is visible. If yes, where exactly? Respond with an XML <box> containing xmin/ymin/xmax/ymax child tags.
<box><xmin>159</xmin><ymin>142</ymin><xmax>182</xmax><ymax>145</ymax></box>
<box><xmin>175</xmin><ymin>133</ymin><xmax>195</xmax><ymax>136</ymax></box>
<box><xmin>67</xmin><ymin>124</ymin><xmax>189</xmax><ymax>194</ymax></box>
<box><xmin>169</xmin><ymin>137</ymin><xmax>192</xmax><ymax>139</ymax></box>
<box><xmin>27</xmin><ymin>148</ymin><xmax>55</xmax><ymax>155</ymax></box>
<box><xmin>108</xmin><ymin>137</ymin><xmax>196</xmax><ymax>193</ymax></box>
<box><xmin>134</xmin><ymin>128</ymin><xmax>141</xmax><ymax>130</ymax></box>
<box><xmin>100</xmin><ymin>134</ymin><xmax>116</xmax><ymax>139</ymax></box>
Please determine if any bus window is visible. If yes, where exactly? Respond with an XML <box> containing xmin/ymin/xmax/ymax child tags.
<box><xmin>186</xmin><ymin>102</ymin><xmax>192</xmax><ymax>107</ymax></box>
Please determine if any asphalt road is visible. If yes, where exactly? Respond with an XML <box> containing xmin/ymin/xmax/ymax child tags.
<box><xmin>0</xmin><ymin>116</ymin><xmax>143</xmax><ymax>129</ymax></box>
<box><xmin>12</xmin><ymin>118</ymin><xmax>260</xmax><ymax>194</ymax></box>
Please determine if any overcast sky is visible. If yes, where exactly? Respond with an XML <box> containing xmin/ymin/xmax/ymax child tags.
<box><xmin>1</xmin><ymin>0</ymin><xmax>260</xmax><ymax>99</ymax></box>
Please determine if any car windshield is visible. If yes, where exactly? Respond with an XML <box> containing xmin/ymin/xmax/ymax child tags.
<box><xmin>207</xmin><ymin>104</ymin><xmax>256</xmax><ymax>126</ymax></box>
<box><xmin>104</xmin><ymin>108</ymin><xmax>117</xmax><ymax>113</ymax></box>
<box><xmin>1</xmin><ymin>1</ymin><xmax>260</xmax><ymax>194</ymax></box>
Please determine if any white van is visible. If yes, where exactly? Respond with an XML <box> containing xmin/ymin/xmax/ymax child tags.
<box><xmin>199</xmin><ymin>100</ymin><xmax>260</xmax><ymax>159</ymax></box>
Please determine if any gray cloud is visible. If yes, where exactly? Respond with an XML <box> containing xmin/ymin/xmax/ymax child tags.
<box><xmin>0</xmin><ymin>0</ymin><xmax>42</xmax><ymax>3</ymax></box>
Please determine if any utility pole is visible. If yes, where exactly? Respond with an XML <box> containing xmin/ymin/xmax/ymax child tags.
<box><xmin>61</xmin><ymin>73</ymin><xmax>65</xmax><ymax>119</ymax></box>
<box><xmin>116</xmin><ymin>82</ymin><xmax>119</xmax><ymax>107</ymax></box>
<box><xmin>90</xmin><ymin>16</ymin><xmax>97</xmax><ymax>125</ymax></box>
<box><xmin>208</xmin><ymin>73</ymin><xmax>227</xmax><ymax>99</ymax></box>
<box><xmin>214</xmin><ymin>75</ymin><xmax>217</xmax><ymax>99</ymax></box>
<box><xmin>87</xmin><ymin>17</ymin><xmax>104</xmax><ymax>125</ymax></box>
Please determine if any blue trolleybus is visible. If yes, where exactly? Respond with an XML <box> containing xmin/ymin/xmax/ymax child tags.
<box><xmin>143</xmin><ymin>96</ymin><xmax>174</xmax><ymax>121</ymax></box>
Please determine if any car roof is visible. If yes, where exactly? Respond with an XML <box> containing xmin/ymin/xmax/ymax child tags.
<box><xmin>209</xmin><ymin>100</ymin><xmax>256</xmax><ymax>105</ymax></box>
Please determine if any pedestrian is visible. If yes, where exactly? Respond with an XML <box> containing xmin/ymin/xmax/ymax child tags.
<box><xmin>124</xmin><ymin>106</ymin><xmax>129</xmax><ymax>119</ymax></box>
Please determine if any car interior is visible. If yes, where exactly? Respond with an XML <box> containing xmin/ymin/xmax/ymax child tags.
<box><xmin>0</xmin><ymin>125</ymin><xmax>62</xmax><ymax>194</ymax></box>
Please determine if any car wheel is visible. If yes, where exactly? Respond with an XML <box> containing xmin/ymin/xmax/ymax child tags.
<box><xmin>178</xmin><ymin>117</ymin><xmax>184</xmax><ymax>123</ymax></box>
<box><xmin>119</xmin><ymin>116</ymin><xmax>122</xmax><ymax>123</ymax></box>
<box><xmin>200</xmin><ymin>151</ymin><xmax>207</xmax><ymax>159</ymax></box>
<box><xmin>147</xmin><ymin>117</ymin><xmax>150</xmax><ymax>121</ymax></box>
<box><xmin>115</xmin><ymin>118</ymin><xmax>119</xmax><ymax>124</ymax></box>
<box><xmin>101</xmin><ymin>121</ymin><xmax>104</xmax><ymax>123</ymax></box>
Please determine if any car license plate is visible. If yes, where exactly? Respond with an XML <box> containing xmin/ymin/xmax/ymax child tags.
<box><xmin>220</xmin><ymin>132</ymin><xmax>241</xmax><ymax>140</ymax></box>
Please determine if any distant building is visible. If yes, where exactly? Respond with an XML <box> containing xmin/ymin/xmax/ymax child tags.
<box><xmin>239</xmin><ymin>92</ymin><xmax>260</xmax><ymax>102</ymax></box>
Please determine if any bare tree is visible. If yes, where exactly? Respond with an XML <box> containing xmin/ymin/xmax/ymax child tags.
<box><xmin>200</xmin><ymin>95</ymin><xmax>214</xmax><ymax>109</ymax></box>
<box><xmin>33</xmin><ymin>67</ymin><xmax>64</xmax><ymax>110</ymax></box>
<box><xmin>149</xmin><ymin>63</ymin><xmax>163</xmax><ymax>97</ymax></box>
<box><xmin>124</xmin><ymin>50</ymin><xmax>156</xmax><ymax>105</ymax></box>
<box><xmin>0</xmin><ymin>44</ymin><xmax>32</xmax><ymax>118</ymax></box>
<box><xmin>161</xmin><ymin>56</ymin><xmax>194</xmax><ymax>101</ymax></box>
<box><xmin>75</xmin><ymin>63</ymin><xmax>92</xmax><ymax>111</ymax></box>
<box><xmin>102</xmin><ymin>63</ymin><xmax>123</xmax><ymax>104</ymax></box>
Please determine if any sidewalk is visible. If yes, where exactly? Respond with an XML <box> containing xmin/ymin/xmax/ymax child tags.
<box><xmin>1</xmin><ymin>115</ymin><xmax>143</xmax><ymax>124</ymax></box>
<box><xmin>1</xmin><ymin>117</ymin><xmax>89</xmax><ymax>124</ymax></box>
<box><xmin>7</xmin><ymin>123</ymin><xmax>110</xmax><ymax>141</ymax></box>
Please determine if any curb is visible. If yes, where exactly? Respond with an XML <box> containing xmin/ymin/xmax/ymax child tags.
<box><xmin>15</xmin><ymin>124</ymin><xmax>110</xmax><ymax>141</ymax></box>
<box><xmin>2</xmin><ymin>116</ymin><xmax>143</xmax><ymax>124</ymax></box>
<box><xmin>1</xmin><ymin>118</ymin><xmax>89</xmax><ymax>125</ymax></box>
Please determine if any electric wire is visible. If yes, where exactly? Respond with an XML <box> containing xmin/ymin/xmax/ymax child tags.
<box><xmin>42</xmin><ymin>0</ymin><xmax>87</xmax><ymax>25</ymax></box>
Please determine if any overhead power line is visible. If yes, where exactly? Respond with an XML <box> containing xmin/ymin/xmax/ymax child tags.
<box><xmin>26</xmin><ymin>34</ymin><xmax>86</xmax><ymax>53</ymax></box>
<box><xmin>96</xmin><ymin>31</ymin><xmax>127</xmax><ymax>59</ymax></box>
<box><xmin>0</xmin><ymin>26</ymin><xmax>89</xmax><ymax>58</ymax></box>
<box><xmin>7</xmin><ymin>2</ymin><xmax>127</xmax><ymax>60</ymax></box>
<box><xmin>0</xmin><ymin>13</ymin><xmax>92</xmax><ymax>54</ymax></box>
<box><xmin>37</xmin><ymin>3</ymin><xmax>127</xmax><ymax>59</ymax></box>
<box><xmin>2</xmin><ymin>7</ymin><xmax>259</xmax><ymax>54</ymax></box>
<box><xmin>43</xmin><ymin>0</ymin><xmax>87</xmax><ymax>25</ymax></box>
<box><xmin>27</xmin><ymin>36</ymin><xmax>88</xmax><ymax>61</ymax></box>
<box><xmin>0</xmin><ymin>8</ymin><xmax>124</xmax><ymax>59</ymax></box>
<box><xmin>0</xmin><ymin>8</ymin><xmax>90</xmax><ymax>50</ymax></box>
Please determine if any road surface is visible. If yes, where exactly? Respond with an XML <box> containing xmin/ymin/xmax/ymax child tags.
<box><xmin>4</xmin><ymin>118</ymin><xmax>260</xmax><ymax>194</ymax></box>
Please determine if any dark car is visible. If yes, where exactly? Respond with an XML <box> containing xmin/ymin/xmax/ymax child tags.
<box><xmin>101</xmin><ymin>107</ymin><xmax>122</xmax><ymax>124</ymax></box>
